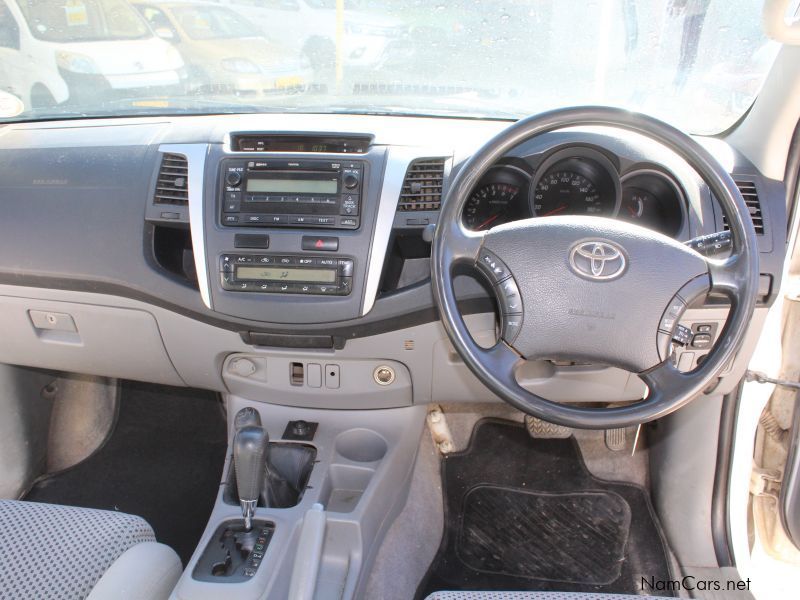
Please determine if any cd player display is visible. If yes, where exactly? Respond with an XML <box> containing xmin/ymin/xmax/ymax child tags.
<box><xmin>220</xmin><ymin>158</ymin><xmax>363</xmax><ymax>230</ymax></box>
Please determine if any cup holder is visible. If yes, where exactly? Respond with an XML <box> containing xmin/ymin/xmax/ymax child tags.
<box><xmin>334</xmin><ymin>428</ymin><xmax>388</xmax><ymax>463</ymax></box>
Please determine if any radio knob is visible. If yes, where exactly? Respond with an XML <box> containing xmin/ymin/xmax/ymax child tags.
<box><xmin>226</xmin><ymin>171</ymin><xmax>242</xmax><ymax>187</ymax></box>
<box><xmin>343</xmin><ymin>174</ymin><xmax>359</xmax><ymax>189</ymax></box>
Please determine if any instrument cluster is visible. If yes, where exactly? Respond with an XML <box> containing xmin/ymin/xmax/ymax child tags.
<box><xmin>461</xmin><ymin>146</ymin><xmax>686</xmax><ymax>238</ymax></box>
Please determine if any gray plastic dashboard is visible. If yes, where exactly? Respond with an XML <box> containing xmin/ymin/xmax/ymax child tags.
<box><xmin>0</xmin><ymin>112</ymin><xmax>787</xmax><ymax>348</ymax></box>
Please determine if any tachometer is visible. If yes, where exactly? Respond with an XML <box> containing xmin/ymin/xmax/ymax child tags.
<box><xmin>463</xmin><ymin>183</ymin><xmax>520</xmax><ymax>230</ymax></box>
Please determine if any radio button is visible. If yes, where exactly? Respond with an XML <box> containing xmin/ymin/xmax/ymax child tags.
<box><xmin>242</xmin><ymin>214</ymin><xmax>270</xmax><ymax>224</ymax></box>
<box><xmin>290</xmin><ymin>216</ymin><xmax>313</xmax><ymax>225</ymax></box>
<box><xmin>338</xmin><ymin>217</ymin><xmax>359</xmax><ymax>228</ymax></box>
<box><xmin>223</xmin><ymin>215</ymin><xmax>239</xmax><ymax>225</ymax></box>
<box><xmin>315</xmin><ymin>216</ymin><xmax>337</xmax><ymax>226</ymax></box>
<box><xmin>226</xmin><ymin>171</ymin><xmax>242</xmax><ymax>187</ymax></box>
<box><xmin>223</xmin><ymin>200</ymin><xmax>240</xmax><ymax>213</ymax></box>
<box><xmin>264</xmin><ymin>215</ymin><xmax>288</xmax><ymax>225</ymax></box>
<box><xmin>340</xmin><ymin>196</ymin><xmax>359</xmax><ymax>216</ymax></box>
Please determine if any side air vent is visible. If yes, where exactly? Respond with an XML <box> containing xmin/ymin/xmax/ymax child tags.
<box><xmin>154</xmin><ymin>153</ymin><xmax>188</xmax><ymax>205</ymax></box>
<box><xmin>398</xmin><ymin>158</ymin><xmax>446</xmax><ymax>211</ymax></box>
<box><xmin>723</xmin><ymin>180</ymin><xmax>764</xmax><ymax>234</ymax></box>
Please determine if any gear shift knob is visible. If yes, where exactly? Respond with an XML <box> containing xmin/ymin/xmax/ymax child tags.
<box><xmin>233</xmin><ymin>407</ymin><xmax>261</xmax><ymax>430</ymax></box>
<box><xmin>234</xmin><ymin>425</ymin><xmax>269</xmax><ymax>531</ymax></box>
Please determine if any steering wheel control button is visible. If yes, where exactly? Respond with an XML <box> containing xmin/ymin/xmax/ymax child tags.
<box><xmin>477</xmin><ymin>250</ymin><xmax>511</xmax><ymax>284</ymax></box>
<box><xmin>502</xmin><ymin>314</ymin><xmax>524</xmax><ymax>344</ymax></box>
<box><xmin>497</xmin><ymin>278</ymin><xmax>523</xmax><ymax>314</ymax></box>
<box><xmin>659</xmin><ymin>296</ymin><xmax>686</xmax><ymax>333</ymax></box>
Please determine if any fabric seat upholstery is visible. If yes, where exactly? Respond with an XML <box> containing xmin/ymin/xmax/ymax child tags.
<box><xmin>425</xmin><ymin>593</ymin><xmax>664</xmax><ymax>599</ymax></box>
<box><xmin>0</xmin><ymin>500</ymin><xmax>181</xmax><ymax>600</ymax></box>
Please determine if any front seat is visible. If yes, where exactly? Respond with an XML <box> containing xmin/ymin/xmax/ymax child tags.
<box><xmin>0</xmin><ymin>500</ymin><xmax>182</xmax><ymax>600</ymax></box>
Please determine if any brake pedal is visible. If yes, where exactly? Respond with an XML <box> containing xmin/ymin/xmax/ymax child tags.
<box><xmin>525</xmin><ymin>415</ymin><xmax>572</xmax><ymax>439</ymax></box>
<box><xmin>605</xmin><ymin>427</ymin><xmax>627</xmax><ymax>452</ymax></box>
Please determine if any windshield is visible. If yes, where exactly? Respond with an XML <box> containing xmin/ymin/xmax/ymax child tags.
<box><xmin>170</xmin><ymin>6</ymin><xmax>260</xmax><ymax>40</ymax></box>
<box><xmin>14</xmin><ymin>0</ymin><xmax>150</xmax><ymax>42</ymax></box>
<box><xmin>0</xmin><ymin>0</ymin><xmax>780</xmax><ymax>134</ymax></box>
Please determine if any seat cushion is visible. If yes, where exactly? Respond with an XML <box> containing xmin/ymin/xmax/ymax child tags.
<box><xmin>0</xmin><ymin>500</ymin><xmax>157</xmax><ymax>600</ymax></box>
<box><xmin>425</xmin><ymin>594</ymin><xmax>663</xmax><ymax>599</ymax></box>
<box><xmin>86</xmin><ymin>541</ymin><xmax>182</xmax><ymax>600</ymax></box>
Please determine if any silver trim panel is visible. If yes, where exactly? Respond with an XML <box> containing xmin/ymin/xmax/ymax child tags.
<box><xmin>361</xmin><ymin>148</ymin><xmax>452</xmax><ymax>316</ymax></box>
<box><xmin>158</xmin><ymin>143</ymin><xmax>213</xmax><ymax>309</ymax></box>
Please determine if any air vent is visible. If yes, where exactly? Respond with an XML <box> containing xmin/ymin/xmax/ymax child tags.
<box><xmin>154</xmin><ymin>153</ymin><xmax>188</xmax><ymax>205</ymax></box>
<box><xmin>723</xmin><ymin>180</ymin><xmax>764</xmax><ymax>234</ymax></box>
<box><xmin>398</xmin><ymin>158</ymin><xmax>446</xmax><ymax>211</ymax></box>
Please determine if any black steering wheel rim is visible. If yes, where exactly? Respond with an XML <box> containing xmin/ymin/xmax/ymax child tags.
<box><xmin>431</xmin><ymin>106</ymin><xmax>759</xmax><ymax>429</ymax></box>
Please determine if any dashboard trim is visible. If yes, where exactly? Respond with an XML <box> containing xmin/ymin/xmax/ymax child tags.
<box><xmin>362</xmin><ymin>147</ymin><xmax>452</xmax><ymax>315</ymax></box>
<box><xmin>159</xmin><ymin>143</ymin><xmax>213</xmax><ymax>309</ymax></box>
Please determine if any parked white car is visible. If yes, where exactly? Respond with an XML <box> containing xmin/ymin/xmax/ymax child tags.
<box><xmin>215</xmin><ymin>0</ymin><xmax>412</xmax><ymax>69</ymax></box>
<box><xmin>0</xmin><ymin>0</ymin><xmax>186</xmax><ymax>109</ymax></box>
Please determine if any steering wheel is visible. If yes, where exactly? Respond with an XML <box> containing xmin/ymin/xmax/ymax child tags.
<box><xmin>431</xmin><ymin>107</ymin><xmax>759</xmax><ymax>429</ymax></box>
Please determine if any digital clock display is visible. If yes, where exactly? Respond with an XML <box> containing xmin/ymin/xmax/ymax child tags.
<box><xmin>235</xmin><ymin>266</ymin><xmax>337</xmax><ymax>283</ymax></box>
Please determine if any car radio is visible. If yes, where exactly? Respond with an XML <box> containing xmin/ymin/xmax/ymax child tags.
<box><xmin>220</xmin><ymin>158</ymin><xmax>363</xmax><ymax>230</ymax></box>
<box><xmin>219</xmin><ymin>254</ymin><xmax>353</xmax><ymax>296</ymax></box>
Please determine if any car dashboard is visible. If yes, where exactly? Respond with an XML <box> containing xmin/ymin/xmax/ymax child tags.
<box><xmin>0</xmin><ymin>113</ymin><xmax>787</xmax><ymax>408</ymax></box>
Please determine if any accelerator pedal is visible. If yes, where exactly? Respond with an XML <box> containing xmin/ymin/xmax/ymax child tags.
<box><xmin>524</xmin><ymin>415</ymin><xmax>572</xmax><ymax>439</ymax></box>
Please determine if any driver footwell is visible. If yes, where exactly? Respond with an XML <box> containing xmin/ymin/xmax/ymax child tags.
<box><xmin>416</xmin><ymin>419</ymin><xmax>674</xmax><ymax>597</ymax></box>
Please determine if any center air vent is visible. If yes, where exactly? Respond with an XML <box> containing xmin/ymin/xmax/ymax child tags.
<box><xmin>154</xmin><ymin>153</ymin><xmax>188</xmax><ymax>205</ymax></box>
<box><xmin>398</xmin><ymin>158</ymin><xmax>446</xmax><ymax>211</ymax></box>
<box><xmin>723</xmin><ymin>180</ymin><xmax>764</xmax><ymax>234</ymax></box>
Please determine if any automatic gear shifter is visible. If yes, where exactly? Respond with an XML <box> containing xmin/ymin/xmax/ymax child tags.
<box><xmin>233</xmin><ymin>425</ymin><xmax>269</xmax><ymax>531</ymax></box>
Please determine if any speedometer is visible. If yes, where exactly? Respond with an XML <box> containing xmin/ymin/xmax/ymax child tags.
<box><xmin>529</xmin><ymin>152</ymin><xmax>620</xmax><ymax>219</ymax></box>
<box><xmin>532</xmin><ymin>171</ymin><xmax>607</xmax><ymax>216</ymax></box>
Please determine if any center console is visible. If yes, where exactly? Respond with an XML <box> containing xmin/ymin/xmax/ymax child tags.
<box><xmin>193</xmin><ymin>135</ymin><xmax>390</xmax><ymax>325</ymax></box>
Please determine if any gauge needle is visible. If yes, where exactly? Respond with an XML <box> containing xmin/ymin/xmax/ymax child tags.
<box><xmin>477</xmin><ymin>213</ymin><xmax>502</xmax><ymax>230</ymax></box>
<box><xmin>541</xmin><ymin>204</ymin><xmax>568</xmax><ymax>217</ymax></box>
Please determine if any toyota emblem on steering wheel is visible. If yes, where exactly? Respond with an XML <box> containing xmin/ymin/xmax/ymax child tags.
<box><xmin>569</xmin><ymin>240</ymin><xmax>627</xmax><ymax>281</ymax></box>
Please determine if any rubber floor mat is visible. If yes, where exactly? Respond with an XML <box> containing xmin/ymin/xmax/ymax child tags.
<box><xmin>26</xmin><ymin>381</ymin><xmax>227</xmax><ymax>565</ymax></box>
<box><xmin>417</xmin><ymin>419</ymin><xmax>674</xmax><ymax>597</ymax></box>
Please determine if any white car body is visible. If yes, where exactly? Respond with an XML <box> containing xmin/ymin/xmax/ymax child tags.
<box><xmin>216</xmin><ymin>0</ymin><xmax>410</xmax><ymax>68</ymax></box>
<box><xmin>0</xmin><ymin>0</ymin><xmax>185</xmax><ymax>108</ymax></box>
